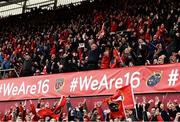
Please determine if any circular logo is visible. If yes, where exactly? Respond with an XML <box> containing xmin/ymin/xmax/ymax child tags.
<box><xmin>147</xmin><ymin>72</ymin><xmax>162</xmax><ymax>87</ymax></box>
<box><xmin>55</xmin><ymin>78</ymin><xmax>65</xmax><ymax>92</ymax></box>
<box><xmin>109</xmin><ymin>102</ymin><xmax>120</xmax><ymax>112</ymax></box>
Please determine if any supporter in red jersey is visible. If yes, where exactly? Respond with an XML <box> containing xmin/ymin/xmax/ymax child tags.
<box><xmin>101</xmin><ymin>48</ymin><xmax>110</xmax><ymax>69</ymax></box>
<box><xmin>110</xmin><ymin>21</ymin><xmax>118</xmax><ymax>33</ymax></box>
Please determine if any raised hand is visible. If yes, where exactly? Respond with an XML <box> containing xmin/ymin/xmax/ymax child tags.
<box><xmin>135</xmin><ymin>97</ymin><xmax>138</xmax><ymax>104</ymax></box>
<box><xmin>142</xmin><ymin>96</ymin><xmax>146</xmax><ymax>104</ymax></box>
<box><xmin>155</xmin><ymin>96</ymin><xmax>159</xmax><ymax>106</ymax></box>
<box><xmin>174</xmin><ymin>99</ymin><xmax>178</xmax><ymax>103</ymax></box>
<box><xmin>23</xmin><ymin>100</ymin><xmax>27</xmax><ymax>107</ymax></box>
<box><xmin>29</xmin><ymin>100</ymin><xmax>32</xmax><ymax>104</ymax></box>
<box><xmin>82</xmin><ymin>99</ymin><xmax>87</xmax><ymax>105</ymax></box>
<box><xmin>15</xmin><ymin>103</ymin><xmax>18</xmax><ymax>107</ymax></box>
<box><xmin>148</xmin><ymin>99</ymin><xmax>154</xmax><ymax>104</ymax></box>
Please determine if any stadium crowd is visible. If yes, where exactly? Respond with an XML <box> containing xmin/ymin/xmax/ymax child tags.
<box><xmin>0</xmin><ymin>1</ymin><xmax>179</xmax><ymax>122</ymax></box>
<box><xmin>0</xmin><ymin>0</ymin><xmax>179</xmax><ymax>78</ymax></box>
<box><xmin>0</xmin><ymin>96</ymin><xmax>180</xmax><ymax>122</ymax></box>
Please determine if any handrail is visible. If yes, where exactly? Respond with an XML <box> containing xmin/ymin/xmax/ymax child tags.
<box><xmin>0</xmin><ymin>68</ymin><xmax>20</xmax><ymax>78</ymax></box>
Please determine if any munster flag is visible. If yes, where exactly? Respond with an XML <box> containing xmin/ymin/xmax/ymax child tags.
<box><xmin>111</xmin><ymin>84</ymin><xmax>135</xmax><ymax>109</ymax></box>
<box><xmin>107</xmin><ymin>100</ymin><xmax>125</xmax><ymax>119</ymax></box>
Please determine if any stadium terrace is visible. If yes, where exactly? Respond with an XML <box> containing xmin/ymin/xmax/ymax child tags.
<box><xmin>0</xmin><ymin>0</ymin><xmax>179</xmax><ymax>121</ymax></box>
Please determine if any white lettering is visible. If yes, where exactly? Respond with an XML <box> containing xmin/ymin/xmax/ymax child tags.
<box><xmin>30</xmin><ymin>85</ymin><xmax>36</xmax><ymax>94</ymax></box>
<box><xmin>12</xmin><ymin>86</ymin><xmax>18</xmax><ymax>96</ymax></box>
<box><xmin>3</xmin><ymin>83</ymin><xmax>14</xmax><ymax>96</ymax></box>
<box><xmin>91</xmin><ymin>80</ymin><xmax>99</xmax><ymax>90</ymax></box>
<box><xmin>125</xmin><ymin>72</ymin><xmax>130</xmax><ymax>85</ymax></box>
<box><xmin>42</xmin><ymin>80</ymin><xmax>49</xmax><ymax>93</ymax></box>
<box><xmin>1</xmin><ymin>79</ymin><xmax>50</xmax><ymax>98</ymax></box>
<box><xmin>109</xmin><ymin>78</ymin><xmax>115</xmax><ymax>89</ymax></box>
<box><xmin>130</xmin><ymin>72</ymin><xmax>140</xmax><ymax>88</ymax></box>
<box><xmin>37</xmin><ymin>80</ymin><xmax>42</xmax><ymax>94</ymax></box>
<box><xmin>115</xmin><ymin>78</ymin><xmax>123</xmax><ymax>89</ymax></box>
<box><xmin>79</xmin><ymin>76</ymin><xmax>92</xmax><ymax>91</ymax></box>
<box><xmin>26</xmin><ymin>85</ymin><xmax>31</xmax><ymax>94</ymax></box>
<box><xmin>18</xmin><ymin>82</ymin><xmax>25</xmax><ymax>95</ymax></box>
<box><xmin>98</xmin><ymin>75</ymin><xmax>108</xmax><ymax>90</ymax></box>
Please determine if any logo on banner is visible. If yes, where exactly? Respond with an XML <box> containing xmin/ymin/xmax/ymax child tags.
<box><xmin>147</xmin><ymin>71</ymin><xmax>163</xmax><ymax>87</ymax></box>
<box><xmin>55</xmin><ymin>78</ymin><xmax>65</xmax><ymax>92</ymax></box>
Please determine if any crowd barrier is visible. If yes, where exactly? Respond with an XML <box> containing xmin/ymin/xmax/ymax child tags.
<box><xmin>0</xmin><ymin>63</ymin><xmax>179</xmax><ymax>101</ymax></box>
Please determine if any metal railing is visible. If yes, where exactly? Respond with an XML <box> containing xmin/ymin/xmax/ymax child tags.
<box><xmin>0</xmin><ymin>68</ymin><xmax>19</xmax><ymax>79</ymax></box>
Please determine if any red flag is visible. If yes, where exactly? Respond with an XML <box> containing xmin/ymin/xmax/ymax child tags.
<box><xmin>53</xmin><ymin>96</ymin><xmax>66</xmax><ymax>113</ymax></box>
<box><xmin>37</xmin><ymin>109</ymin><xmax>59</xmax><ymax>120</ymax></box>
<box><xmin>37</xmin><ymin>96</ymin><xmax>66</xmax><ymax>120</ymax></box>
<box><xmin>58</xmin><ymin>95</ymin><xmax>66</xmax><ymax>107</ymax></box>
<box><xmin>107</xmin><ymin>100</ymin><xmax>125</xmax><ymax>119</ymax></box>
<box><xmin>112</xmin><ymin>84</ymin><xmax>135</xmax><ymax>109</ymax></box>
<box><xmin>104</xmin><ymin>90</ymin><xmax>125</xmax><ymax>119</ymax></box>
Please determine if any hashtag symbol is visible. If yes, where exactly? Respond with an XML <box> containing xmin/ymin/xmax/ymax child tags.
<box><xmin>168</xmin><ymin>69</ymin><xmax>179</xmax><ymax>86</ymax></box>
<box><xmin>70</xmin><ymin>78</ymin><xmax>78</xmax><ymax>92</ymax></box>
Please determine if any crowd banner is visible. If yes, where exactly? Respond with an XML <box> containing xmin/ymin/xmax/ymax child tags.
<box><xmin>0</xmin><ymin>63</ymin><xmax>180</xmax><ymax>101</ymax></box>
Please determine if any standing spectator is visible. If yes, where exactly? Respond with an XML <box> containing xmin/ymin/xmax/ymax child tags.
<box><xmin>21</xmin><ymin>53</ymin><xmax>32</xmax><ymax>76</ymax></box>
<box><xmin>87</xmin><ymin>43</ymin><xmax>100</xmax><ymax>70</ymax></box>
<box><xmin>46</xmin><ymin>54</ymin><xmax>59</xmax><ymax>74</ymax></box>
<box><xmin>101</xmin><ymin>47</ymin><xmax>110</xmax><ymax>69</ymax></box>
